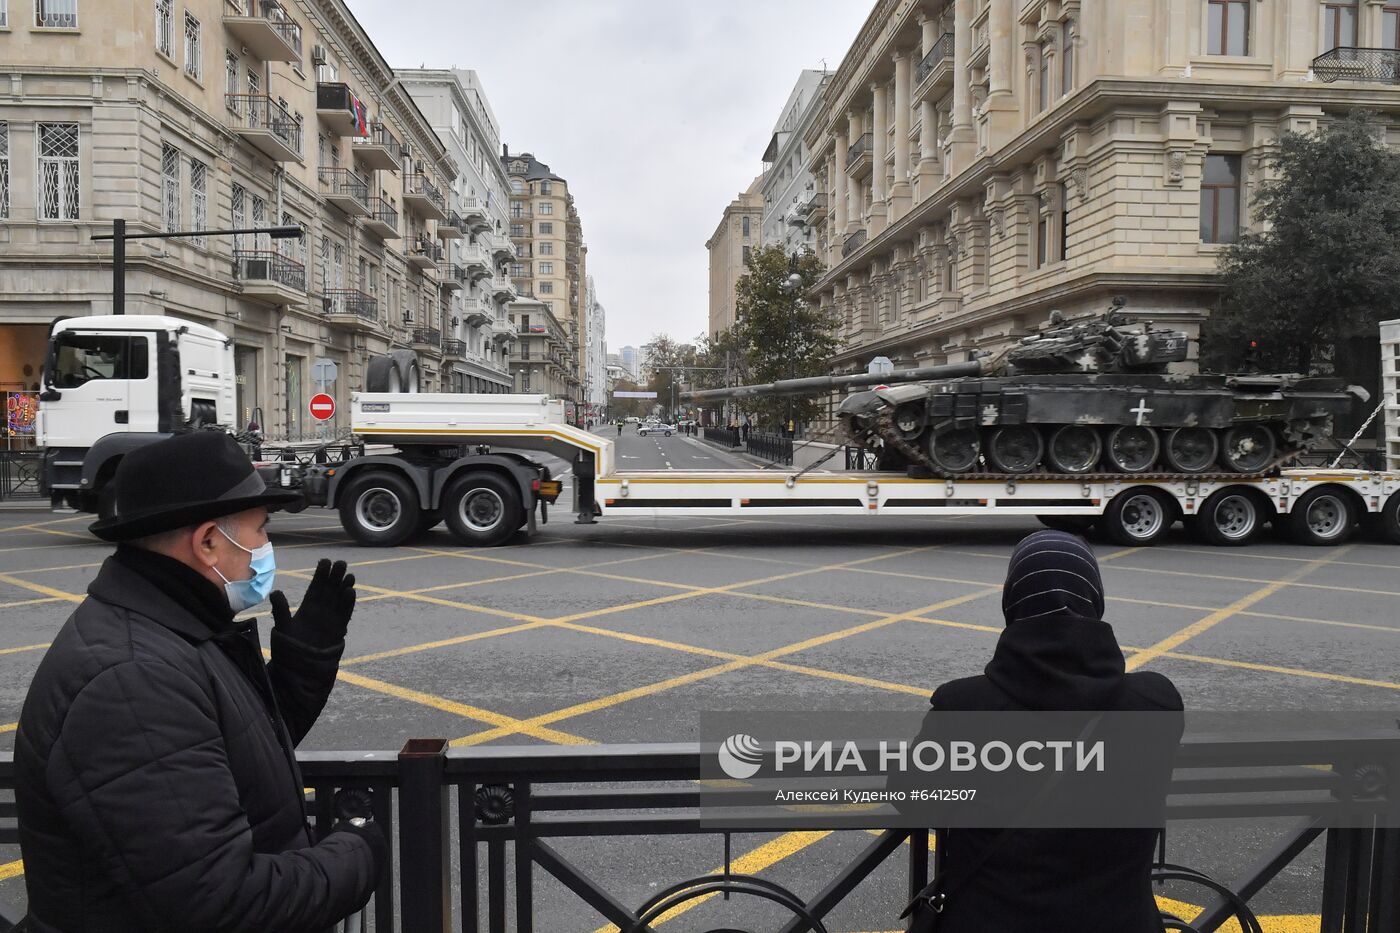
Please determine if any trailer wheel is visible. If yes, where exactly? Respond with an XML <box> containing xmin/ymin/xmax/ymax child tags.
<box><xmin>339</xmin><ymin>471</ymin><xmax>421</xmax><ymax>547</ymax></box>
<box><xmin>1286</xmin><ymin>487</ymin><xmax>1356</xmax><ymax>546</ymax></box>
<box><xmin>1366</xmin><ymin>491</ymin><xmax>1400</xmax><ymax>544</ymax></box>
<box><xmin>1188</xmin><ymin>488</ymin><xmax>1264</xmax><ymax>547</ymax></box>
<box><xmin>1037</xmin><ymin>515</ymin><xmax>1096</xmax><ymax>535</ymax></box>
<box><xmin>1101</xmin><ymin>488</ymin><xmax>1173</xmax><ymax>546</ymax></box>
<box><xmin>443</xmin><ymin>472</ymin><xmax>522</xmax><ymax>547</ymax></box>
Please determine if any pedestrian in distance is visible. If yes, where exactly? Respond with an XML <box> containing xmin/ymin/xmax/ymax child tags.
<box><xmin>617</xmin><ymin>420</ymin><xmax>624</xmax><ymax>437</ymax></box>
<box><xmin>14</xmin><ymin>432</ymin><xmax>385</xmax><ymax>933</ymax></box>
<box><xmin>898</xmin><ymin>530</ymin><xmax>1183</xmax><ymax>933</ymax></box>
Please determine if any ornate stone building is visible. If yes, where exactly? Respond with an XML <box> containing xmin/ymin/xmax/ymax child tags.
<box><xmin>705</xmin><ymin>175</ymin><xmax>764</xmax><ymax>338</ymax></box>
<box><xmin>807</xmin><ymin>0</ymin><xmax>1400</xmax><ymax>377</ymax></box>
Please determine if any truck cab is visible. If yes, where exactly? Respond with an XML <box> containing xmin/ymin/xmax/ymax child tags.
<box><xmin>37</xmin><ymin>315</ymin><xmax>235</xmax><ymax>511</ymax></box>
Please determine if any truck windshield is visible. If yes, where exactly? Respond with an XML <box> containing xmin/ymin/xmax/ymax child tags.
<box><xmin>50</xmin><ymin>334</ymin><xmax>149</xmax><ymax>388</ymax></box>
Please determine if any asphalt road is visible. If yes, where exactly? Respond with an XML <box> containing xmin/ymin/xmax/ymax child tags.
<box><xmin>604</xmin><ymin>424</ymin><xmax>756</xmax><ymax>471</ymax></box>
<box><xmin>1</xmin><ymin>468</ymin><xmax>1397</xmax><ymax>930</ymax></box>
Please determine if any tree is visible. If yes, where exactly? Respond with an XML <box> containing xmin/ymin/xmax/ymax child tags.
<box><xmin>641</xmin><ymin>334</ymin><xmax>697</xmax><ymax>420</ymax></box>
<box><xmin>1203</xmin><ymin>112</ymin><xmax>1400</xmax><ymax>375</ymax></box>
<box><xmin>732</xmin><ymin>245</ymin><xmax>838</xmax><ymax>428</ymax></box>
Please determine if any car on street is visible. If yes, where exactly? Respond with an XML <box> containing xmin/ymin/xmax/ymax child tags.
<box><xmin>637</xmin><ymin>421</ymin><xmax>676</xmax><ymax>437</ymax></box>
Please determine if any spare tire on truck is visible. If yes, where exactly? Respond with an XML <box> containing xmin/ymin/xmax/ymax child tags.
<box><xmin>365</xmin><ymin>350</ymin><xmax>421</xmax><ymax>393</ymax></box>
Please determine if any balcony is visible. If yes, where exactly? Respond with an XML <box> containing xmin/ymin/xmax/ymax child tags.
<box><xmin>509</xmin><ymin>200</ymin><xmax>534</xmax><ymax>220</ymax></box>
<box><xmin>842</xmin><ymin>229</ymin><xmax>867</xmax><ymax>258</ymax></box>
<box><xmin>460</xmin><ymin>243</ymin><xmax>492</xmax><ymax>281</ymax></box>
<box><xmin>407</xmin><ymin>237</ymin><xmax>442</xmax><ymax>271</ymax></box>
<box><xmin>232</xmin><ymin>250</ymin><xmax>305</xmax><ymax>304</ymax></box>
<box><xmin>846</xmin><ymin>133</ymin><xmax>873</xmax><ymax>178</ymax></box>
<box><xmin>460</xmin><ymin>196</ymin><xmax>492</xmax><ymax>233</ymax></box>
<box><xmin>322</xmin><ymin>289</ymin><xmax>379</xmax><ymax>329</ymax></box>
<box><xmin>226</xmin><ymin>94</ymin><xmax>302</xmax><ymax>162</ymax></box>
<box><xmin>490</xmin><ymin>233</ymin><xmax>517</xmax><ymax>262</ymax></box>
<box><xmin>316</xmin><ymin>82</ymin><xmax>365</xmax><ymax>136</ymax></box>
<box><xmin>363</xmin><ymin>197</ymin><xmax>399</xmax><ymax>240</ymax></box>
<box><xmin>317</xmin><ymin>166</ymin><xmax>370</xmax><ymax>216</ymax></box>
<box><xmin>411</xmin><ymin>327</ymin><xmax>442</xmax><ymax>352</ymax></box>
<box><xmin>437</xmin><ymin>210</ymin><xmax>464</xmax><ymax>240</ymax></box>
<box><xmin>351</xmin><ymin>121</ymin><xmax>402</xmax><ymax>171</ymax></box>
<box><xmin>403</xmin><ymin>173</ymin><xmax>448</xmax><ymax>220</ymax></box>
<box><xmin>804</xmin><ymin>192</ymin><xmax>829</xmax><ymax>225</ymax></box>
<box><xmin>437</xmin><ymin>262</ymin><xmax>465</xmax><ymax>291</ymax></box>
<box><xmin>491</xmin><ymin>324</ymin><xmax>515</xmax><ymax>346</ymax></box>
<box><xmin>915</xmin><ymin>33</ymin><xmax>956</xmax><ymax>102</ymax></box>
<box><xmin>441</xmin><ymin>338</ymin><xmax>466</xmax><ymax>358</ymax></box>
<box><xmin>1313</xmin><ymin>47</ymin><xmax>1400</xmax><ymax>84</ymax></box>
<box><xmin>222</xmin><ymin>0</ymin><xmax>302</xmax><ymax>62</ymax></box>
<box><xmin>490</xmin><ymin>274</ymin><xmax>517</xmax><ymax>302</ymax></box>
<box><xmin>464</xmin><ymin>300</ymin><xmax>491</xmax><ymax>327</ymax></box>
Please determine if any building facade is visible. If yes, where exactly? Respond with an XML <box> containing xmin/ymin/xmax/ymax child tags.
<box><xmin>398</xmin><ymin>68</ymin><xmax>518</xmax><ymax>393</ymax></box>
<box><xmin>806</xmin><ymin>0</ymin><xmax>1400</xmax><ymax>379</ymax></box>
<box><xmin>761</xmin><ymin>70</ymin><xmax>831</xmax><ymax>254</ymax></box>
<box><xmin>506</xmin><ymin>296</ymin><xmax>571</xmax><ymax>398</ymax></box>
<box><xmin>0</xmin><ymin>0</ymin><xmax>462</xmax><ymax>440</ymax></box>
<box><xmin>704</xmin><ymin>175</ymin><xmax>764</xmax><ymax>338</ymax></box>
<box><xmin>584</xmin><ymin>274</ymin><xmax>608</xmax><ymax>415</ymax></box>
<box><xmin>502</xmin><ymin>150</ymin><xmax>586</xmax><ymax>403</ymax></box>
<box><xmin>618</xmin><ymin>345</ymin><xmax>639</xmax><ymax>380</ymax></box>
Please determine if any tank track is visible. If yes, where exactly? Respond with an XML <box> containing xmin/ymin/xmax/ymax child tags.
<box><xmin>872</xmin><ymin>413</ymin><xmax>1300</xmax><ymax>483</ymax></box>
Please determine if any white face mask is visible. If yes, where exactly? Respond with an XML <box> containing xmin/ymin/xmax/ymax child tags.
<box><xmin>213</xmin><ymin>525</ymin><xmax>276</xmax><ymax>612</ymax></box>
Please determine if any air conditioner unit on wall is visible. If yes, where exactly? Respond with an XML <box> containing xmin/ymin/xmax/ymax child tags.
<box><xmin>312</xmin><ymin>45</ymin><xmax>327</xmax><ymax>66</ymax></box>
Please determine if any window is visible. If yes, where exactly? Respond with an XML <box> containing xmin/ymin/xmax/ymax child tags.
<box><xmin>510</xmin><ymin>262</ymin><xmax>525</xmax><ymax>277</ymax></box>
<box><xmin>1207</xmin><ymin>0</ymin><xmax>1249</xmax><ymax>55</ymax></box>
<box><xmin>38</xmin><ymin>122</ymin><xmax>79</xmax><ymax>220</ymax></box>
<box><xmin>225</xmin><ymin>52</ymin><xmax>239</xmax><ymax>110</ymax></box>
<box><xmin>539</xmin><ymin>221</ymin><xmax>553</xmax><ymax>234</ymax></box>
<box><xmin>0</xmin><ymin>123</ymin><xmax>8</xmax><ymax>220</ymax></box>
<box><xmin>35</xmin><ymin>0</ymin><xmax>77</xmax><ymax>28</ymax></box>
<box><xmin>510</xmin><ymin>179</ymin><xmax>524</xmax><ymax>194</ymax></box>
<box><xmin>183</xmin><ymin>12</ymin><xmax>201</xmax><ymax>80</ymax></box>
<box><xmin>1035</xmin><ymin>211</ymin><xmax>1049</xmax><ymax>269</ymax></box>
<box><xmin>1386</xmin><ymin>2</ymin><xmax>1400</xmax><ymax>48</ymax></box>
<box><xmin>318</xmin><ymin>235</ymin><xmax>329</xmax><ymax>291</ymax></box>
<box><xmin>1062</xmin><ymin>20</ymin><xmax>1075</xmax><ymax>94</ymax></box>
<box><xmin>539</xmin><ymin>261</ymin><xmax>554</xmax><ymax>275</ymax></box>
<box><xmin>1058</xmin><ymin>181</ymin><xmax>1070</xmax><ymax>261</ymax></box>
<box><xmin>741</xmin><ymin>215</ymin><xmax>751</xmax><ymax>237</ymax></box>
<box><xmin>0</xmin><ymin>1</ymin><xmax>7</xmax><ymax>26</ymax></box>
<box><xmin>1324</xmin><ymin>1</ymin><xmax>1359</xmax><ymax>50</ymax></box>
<box><xmin>161</xmin><ymin>144</ymin><xmax>180</xmax><ymax>232</ymax></box>
<box><xmin>155</xmin><ymin>0</ymin><xmax>174</xmax><ymax>56</ymax></box>
<box><xmin>1038</xmin><ymin>41</ymin><xmax>1051</xmax><ymax>112</ymax></box>
<box><xmin>537</xmin><ymin>201</ymin><xmax>553</xmax><ymax>215</ymax></box>
<box><xmin>1200</xmin><ymin>154</ymin><xmax>1241</xmax><ymax>243</ymax></box>
<box><xmin>189</xmin><ymin>158</ymin><xmax>206</xmax><ymax>246</ymax></box>
<box><xmin>231</xmin><ymin>182</ymin><xmax>246</xmax><ymax>249</ymax></box>
<box><xmin>510</xmin><ymin>202</ymin><xmax>523</xmax><ymax>218</ymax></box>
<box><xmin>540</xmin><ymin>281</ymin><xmax>554</xmax><ymax>294</ymax></box>
<box><xmin>251</xmin><ymin>193</ymin><xmax>266</xmax><ymax>250</ymax></box>
<box><xmin>510</xmin><ymin>223</ymin><xmax>525</xmax><ymax>237</ymax></box>
<box><xmin>540</xmin><ymin>180</ymin><xmax>551</xmax><ymax>194</ymax></box>
<box><xmin>51</xmin><ymin>334</ymin><xmax>148</xmax><ymax>387</ymax></box>
<box><xmin>742</xmin><ymin>245</ymin><xmax>752</xmax><ymax>264</ymax></box>
<box><xmin>539</xmin><ymin>241</ymin><xmax>553</xmax><ymax>255</ymax></box>
<box><xmin>332</xmin><ymin>241</ymin><xmax>343</xmax><ymax>288</ymax></box>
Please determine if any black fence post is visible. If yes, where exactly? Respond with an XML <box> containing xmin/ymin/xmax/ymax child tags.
<box><xmin>398</xmin><ymin>738</ymin><xmax>451</xmax><ymax>933</ymax></box>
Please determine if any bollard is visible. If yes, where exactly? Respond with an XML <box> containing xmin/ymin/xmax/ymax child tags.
<box><xmin>398</xmin><ymin>738</ymin><xmax>452</xmax><ymax>933</ymax></box>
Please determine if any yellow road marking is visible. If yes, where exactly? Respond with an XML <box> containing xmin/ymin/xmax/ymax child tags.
<box><xmin>0</xmin><ymin>858</ymin><xmax>24</xmax><ymax>881</ymax></box>
<box><xmin>341</xmin><ymin>621</ymin><xmax>552</xmax><ymax>666</ymax></box>
<box><xmin>0</xmin><ymin>572</ymin><xmax>84</xmax><ymax>603</ymax></box>
<box><xmin>0</xmin><ymin>561</ymin><xmax>103</xmax><ymax>575</ymax></box>
<box><xmin>1126</xmin><ymin>548</ymin><xmax>1353</xmax><ymax>671</ymax></box>
<box><xmin>1160</xmin><ymin>650</ymin><xmax>1400</xmax><ymax>691</ymax></box>
<box><xmin>0</xmin><ymin>643</ymin><xmax>50</xmax><ymax>657</ymax></box>
<box><xmin>1105</xmin><ymin>561</ymin><xmax>1398</xmax><ymax>598</ymax></box>
<box><xmin>0</xmin><ymin>596</ymin><xmax>64</xmax><ymax>609</ymax></box>
<box><xmin>0</xmin><ymin>721</ymin><xmax>17</xmax><ymax>733</ymax></box>
<box><xmin>1155</xmin><ymin>896</ymin><xmax>1319</xmax><ymax>933</ymax></box>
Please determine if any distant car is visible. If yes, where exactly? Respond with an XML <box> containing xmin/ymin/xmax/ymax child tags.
<box><xmin>625</xmin><ymin>416</ymin><xmax>641</xmax><ymax>424</ymax></box>
<box><xmin>638</xmin><ymin>422</ymin><xmax>675</xmax><ymax>437</ymax></box>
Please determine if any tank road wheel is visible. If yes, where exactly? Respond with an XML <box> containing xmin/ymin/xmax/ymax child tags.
<box><xmin>1286</xmin><ymin>487</ymin><xmax>1356</xmax><ymax>546</ymax></box>
<box><xmin>1046</xmin><ymin>425</ymin><xmax>1103</xmax><ymax>474</ymax></box>
<box><xmin>926</xmin><ymin>428</ymin><xmax>980</xmax><ymax>474</ymax></box>
<box><xmin>1366</xmin><ymin>491</ymin><xmax>1400</xmax><ymax>544</ymax></box>
<box><xmin>892</xmin><ymin>403</ymin><xmax>926</xmax><ymax>439</ymax></box>
<box><xmin>1105</xmin><ymin>425</ymin><xmax>1161</xmax><ymax>474</ymax></box>
<box><xmin>1220</xmin><ymin>425</ymin><xmax>1277</xmax><ymax>474</ymax></box>
<box><xmin>443</xmin><ymin>471</ymin><xmax>523</xmax><ymax>547</ymax></box>
<box><xmin>338</xmin><ymin>471</ymin><xmax>421</xmax><ymax>547</ymax></box>
<box><xmin>1101</xmin><ymin>488</ymin><xmax>1173</xmax><ymax>547</ymax></box>
<box><xmin>1188</xmin><ymin>488</ymin><xmax>1264</xmax><ymax>547</ymax></box>
<box><xmin>985</xmin><ymin>426</ymin><xmax>1044</xmax><ymax>474</ymax></box>
<box><xmin>1163</xmin><ymin>427</ymin><xmax>1219</xmax><ymax>474</ymax></box>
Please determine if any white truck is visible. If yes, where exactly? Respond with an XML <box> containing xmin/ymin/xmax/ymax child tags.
<box><xmin>34</xmin><ymin>315</ymin><xmax>1400</xmax><ymax>549</ymax></box>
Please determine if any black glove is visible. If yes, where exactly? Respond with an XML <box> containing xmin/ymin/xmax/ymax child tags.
<box><xmin>333</xmin><ymin>818</ymin><xmax>388</xmax><ymax>879</ymax></box>
<box><xmin>270</xmin><ymin>559</ymin><xmax>356</xmax><ymax>650</ymax></box>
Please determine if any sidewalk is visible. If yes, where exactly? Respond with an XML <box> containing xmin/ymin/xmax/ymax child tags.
<box><xmin>698</xmin><ymin>430</ymin><xmax>850</xmax><ymax>472</ymax></box>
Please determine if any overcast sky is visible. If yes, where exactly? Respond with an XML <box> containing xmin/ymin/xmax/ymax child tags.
<box><xmin>346</xmin><ymin>0</ymin><xmax>873</xmax><ymax>353</ymax></box>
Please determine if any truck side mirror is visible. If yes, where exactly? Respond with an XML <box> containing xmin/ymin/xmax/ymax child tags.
<box><xmin>40</xmin><ymin>389</ymin><xmax>62</xmax><ymax>402</ymax></box>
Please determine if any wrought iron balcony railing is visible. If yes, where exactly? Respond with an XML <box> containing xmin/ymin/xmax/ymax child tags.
<box><xmin>225</xmin><ymin>94</ymin><xmax>303</xmax><ymax>158</ymax></box>
<box><xmin>847</xmin><ymin>133</ymin><xmax>873</xmax><ymax>164</ymax></box>
<box><xmin>322</xmin><ymin>289</ymin><xmax>378</xmax><ymax>322</ymax></box>
<box><xmin>915</xmin><ymin>32</ymin><xmax>955</xmax><ymax>84</ymax></box>
<box><xmin>223</xmin><ymin>0</ymin><xmax>302</xmax><ymax>58</ymax></box>
<box><xmin>232</xmin><ymin>249</ymin><xmax>306</xmax><ymax>290</ymax></box>
<box><xmin>842</xmin><ymin>229</ymin><xmax>868</xmax><ymax>258</ymax></box>
<box><xmin>405</xmin><ymin>173</ymin><xmax>447</xmax><ymax>212</ymax></box>
<box><xmin>411</xmin><ymin>327</ymin><xmax>442</xmax><ymax>347</ymax></box>
<box><xmin>1313</xmin><ymin>47</ymin><xmax>1400</xmax><ymax>84</ymax></box>
<box><xmin>365</xmin><ymin>197</ymin><xmax>399</xmax><ymax>234</ymax></box>
<box><xmin>317</xmin><ymin>166</ymin><xmax>369</xmax><ymax>208</ymax></box>
<box><xmin>441</xmin><ymin>338</ymin><xmax>466</xmax><ymax>357</ymax></box>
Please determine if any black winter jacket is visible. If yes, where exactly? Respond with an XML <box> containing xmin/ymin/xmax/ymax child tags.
<box><xmin>15</xmin><ymin>547</ymin><xmax>378</xmax><ymax>932</ymax></box>
<box><xmin>918</xmin><ymin>617</ymin><xmax>1184</xmax><ymax>933</ymax></box>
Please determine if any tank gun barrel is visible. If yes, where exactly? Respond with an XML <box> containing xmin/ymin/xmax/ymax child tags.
<box><xmin>685</xmin><ymin>360</ymin><xmax>984</xmax><ymax>403</ymax></box>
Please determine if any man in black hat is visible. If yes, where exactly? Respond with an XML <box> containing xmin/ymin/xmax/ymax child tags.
<box><xmin>14</xmin><ymin>432</ymin><xmax>385</xmax><ymax>932</ymax></box>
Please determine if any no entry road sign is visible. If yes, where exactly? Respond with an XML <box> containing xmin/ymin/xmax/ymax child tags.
<box><xmin>309</xmin><ymin>393</ymin><xmax>336</xmax><ymax>421</ymax></box>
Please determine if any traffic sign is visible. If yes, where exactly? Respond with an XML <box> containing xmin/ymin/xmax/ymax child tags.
<box><xmin>309</xmin><ymin>393</ymin><xmax>336</xmax><ymax>421</ymax></box>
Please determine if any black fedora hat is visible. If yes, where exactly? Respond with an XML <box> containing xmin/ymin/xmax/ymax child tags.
<box><xmin>89</xmin><ymin>432</ymin><xmax>302</xmax><ymax>542</ymax></box>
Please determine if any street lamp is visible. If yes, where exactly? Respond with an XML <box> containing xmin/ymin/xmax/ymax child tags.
<box><xmin>93</xmin><ymin>219</ymin><xmax>303</xmax><ymax>315</ymax></box>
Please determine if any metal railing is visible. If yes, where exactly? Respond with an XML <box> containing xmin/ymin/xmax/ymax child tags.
<box><xmin>847</xmin><ymin>132</ymin><xmax>873</xmax><ymax>163</ymax></box>
<box><xmin>410</xmin><ymin>238</ymin><xmax>443</xmax><ymax>264</ymax></box>
<box><xmin>441</xmin><ymin>339</ymin><xmax>466</xmax><ymax>357</ymax></box>
<box><xmin>224</xmin><ymin>0</ymin><xmax>302</xmax><ymax>55</ymax></box>
<box><xmin>353</xmin><ymin>121</ymin><xmax>403</xmax><ymax>156</ymax></box>
<box><xmin>224</xmin><ymin>94</ymin><xmax>303</xmax><ymax>157</ymax></box>
<box><xmin>410</xmin><ymin>327</ymin><xmax>442</xmax><ymax>348</ymax></box>
<box><xmin>232</xmin><ymin>249</ymin><xmax>306</xmax><ymax>291</ymax></box>
<box><xmin>748</xmin><ymin>430</ymin><xmax>795</xmax><ymax>465</ymax></box>
<box><xmin>1312</xmin><ymin>47</ymin><xmax>1400</xmax><ymax>84</ymax></box>
<box><xmin>845</xmin><ymin>445</ymin><xmax>881</xmax><ymax>471</ymax></box>
<box><xmin>915</xmin><ymin>32</ymin><xmax>955</xmax><ymax>84</ymax></box>
<box><xmin>703</xmin><ymin>426</ymin><xmax>741</xmax><ymax>449</ymax></box>
<box><xmin>322</xmin><ymin>288</ymin><xmax>378</xmax><ymax>322</ymax></box>
<box><xmin>843</xmin><ymin>228</ymin><xmax>868</xmax><ymax>257</ymax></box>
<box><xmin>0</xmin><ymin>450</ymin><xmax>42</xmax><ymax>500</ymax></box>
<box><xmin>437</xmin><ymin>262</ymin><xmax>465</xmax><ymax>284</ymax></box>
<box><xmin>441</xmin><ymin>210</ymin><xmax>464</xmax><ymax>233</ymax></box>
<box><xmin>405</xmin><ymin>174</ymin><xmax>446</xmax><ymax>212</ymax></box>
<box><xmin>317</xmin><ymin>166</ymin><xmax>369</xmax><ymax>207</ymax></box>
<box><xmin>366</xmin><ymin>197</ymin><xmax>399</xmax><ymax>232</ymax></box>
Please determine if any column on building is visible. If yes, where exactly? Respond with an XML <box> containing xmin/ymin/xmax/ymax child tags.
<box><xmin>846</xmin><ymin>111</ymin><xmax>863</xmax><ymax>236</ymax></box>
<box><xmin>950</xmin><ymin>0</ymin><xmax>976</xmax><ymax>171</ymax></box>
<box><xmin>890</xmin><ymin>49</ymin><xmax>913</xmax><ymax>218</ymax></box>
<box><xmin>983</xmin><ymin>0</ymin><xmax>1019</xmax><ymax>149</ymax></box>
<box><xmin>917</xmin><ymin>14</ymin><xmax>941</xmax><ymax>187</ymax></box>
<box><xmin>870</xmin><ymin>81</ymin><xmax>889</xmax><ymax>235</ymax></box>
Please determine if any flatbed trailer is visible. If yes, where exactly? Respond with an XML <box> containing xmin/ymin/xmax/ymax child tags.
<box><xmin>284</xmin><ymin>391</ymin><xmax>1400</xmax><ymax>549</ymax></box>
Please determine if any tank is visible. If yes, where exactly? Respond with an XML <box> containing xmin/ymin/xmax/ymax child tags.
<box><xmin>688</xmin><ymin>299</ymin><xmax>1371</xmax><ymax>477</ymax></box>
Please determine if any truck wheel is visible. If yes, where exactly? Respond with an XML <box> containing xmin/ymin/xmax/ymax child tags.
<box><xmin>443</xmin><ymin>472</ymin><xmax>522</xmax><ymax>547</ymax></box>
<box><xmin>339</xmin><ymin>471</ymin><xmax>421</xmax><ymax>547</ymax></box>
<box><xmin>1188</xmin><ymin>488</ymin><xmax>1264</xmax><ymax>547</ymax></box>
<box><xmin>1286</xmin><ymin>487</ymin><xmax>1356</xmax><ymax>546</ymax></box>
<box><xmin>1037</xmin><ymin>515</ymin><xmax>1096</xmax><ymax>535</ymax></box>
<box><xmin>1366</xmin><ymin>491</ymin><xmax>1400</xmax><ymax>544</ymax></box>
<box><xmin>414</xmin><ymin>508</ymin><xmax>443</xmax><ymax>538</ymax></box>
<box><xmin>1101</xmin><ymin>488</ymin><xmax>1173</xmax><ymax>547</ymax></box>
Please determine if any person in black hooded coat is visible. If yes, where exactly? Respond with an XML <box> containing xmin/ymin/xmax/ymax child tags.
<box><xmin>913</xmin><ymin>530</ymin><xmax>1183</xmax><ymax>933</ymax></box>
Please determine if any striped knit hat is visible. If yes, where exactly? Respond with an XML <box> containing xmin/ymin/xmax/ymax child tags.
<box><xmin>1001</xmin><ymin>530</ymin><xmax>1106</xmax><ymax>626</ymax></box>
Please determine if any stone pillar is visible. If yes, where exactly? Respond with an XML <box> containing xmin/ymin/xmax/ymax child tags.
<box><xmin>949</xmin><ymin>0</ymin><xmax>976</xmax><ymax>171</ymax></box>
<box><xmin>832</xmin><ymin>131</ymin><xmax>848</xmax><ymax>244</ymax></box>
<box><xmin>988</xmin><ymin>0</ymin><xmax>1014</xmax><ymax>96</ymax></box>
<box><xmin>870</xmin><ymin>82</ymin><xmax>888</xmax><ymax>234</ymax></box>
<box><xmin>845</xmin><ymin>111</ymin><xmax>862</xmax><ymax>236</ymax></box>
<box><xmin>920</xmin><ymin>12</ymin><xmax>937</xmax><ymax>53</ymax></box>
<box><xmin>890</xmin><ymin>50</ymin><xmax>913</xmax><ymax>217</ymax></box>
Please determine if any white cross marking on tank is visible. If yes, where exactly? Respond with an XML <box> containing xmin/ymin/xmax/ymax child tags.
<box><xmin>1130</xmin><ymin>399</ymin><xmax>1153</xmax><ymax>426</ymax></box>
